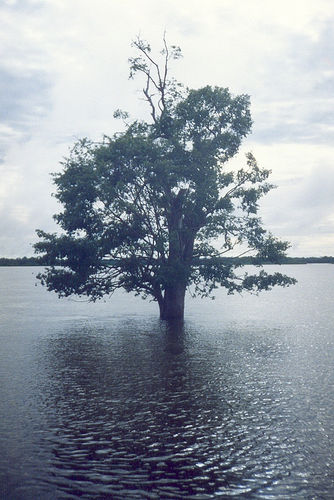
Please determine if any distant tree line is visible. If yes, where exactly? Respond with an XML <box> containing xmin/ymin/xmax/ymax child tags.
<box><xmin>222</xmin><ymin>256</ymin><xmax>334</xmax><ymax>265</ymax></box>
<box><xmin>1</xmin><ymin>255</ymin><xmax>333</xmax><ymax>267</ymax></box>
<box><xmin>0</xmin><ymin>256</ymin><xmax>46</xmax><ymax>266</ymax></box>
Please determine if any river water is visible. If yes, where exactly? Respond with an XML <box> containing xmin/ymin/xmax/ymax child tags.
<box><xmin>0</xmin><ymin>265</ymin><xmax>333</xmax><ymax>499</ymax></box>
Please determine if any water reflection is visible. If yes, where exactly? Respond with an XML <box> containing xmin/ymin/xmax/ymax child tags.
<box><xmin>1</xmin><ymin>266</ymin><xmax>334</xmax><ymax>498</ymax></box>
<box><xmin>161</xmin><ymin>319</ymin><xmax>185</xmax><ymax>353</ymax></box>
<box><xmin>21</xmin><ymin>318</ymin><xmax>319</xmax><ymax>499</ymax></box>
<box><xmin>39</xmin><ymin>321</ymin><xmax>229</xmax><ymax>498</ymax></box>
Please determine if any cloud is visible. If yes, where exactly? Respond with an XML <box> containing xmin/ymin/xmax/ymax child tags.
<box><xmin>0</xmin><ymin>0</ymin><xmax>334</xmax><ymax>257</ymax></box>
<box><xmin>246</xmin><ymin>143</ymin><xmax>334</xmax><ymax>255</ymax></box>
<box><xmin>248</xmin><ymin>12</ymin><xmax>334</xmax><ymax>146</ymax></box>
<box><xmin>0</xmin><ymin>67</ymin><xmax>50</xmax><ymax>141</ymax></box>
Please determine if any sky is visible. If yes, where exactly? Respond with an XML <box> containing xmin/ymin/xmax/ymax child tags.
<box><xmin>1</xmin><ymin>0</ymin><xmax>334</xmax><ymax>257</ymax></box>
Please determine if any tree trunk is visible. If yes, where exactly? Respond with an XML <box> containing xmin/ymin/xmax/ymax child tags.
<box><xmin>159</xmin><ymin>188</ymin><xmax>196</xmax><ymax>320</ymax></box>
<box><xmin>159</xmin><ymin>282</ymin><xmax>186</xmax><ymax>320</ymax></box>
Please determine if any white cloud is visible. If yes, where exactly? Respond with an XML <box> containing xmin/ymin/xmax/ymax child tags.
<box><xmin>0</xmin><ymin>0</ymin><xmax>334</xmax><ymax>256</ymax></box>
<box><xmin>244</xmin><ymin>143</ymin><xmax>334</xmax><ymax>255</ymax></box>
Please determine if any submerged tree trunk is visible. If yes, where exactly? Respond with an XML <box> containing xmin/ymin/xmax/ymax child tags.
<box><xmin>159</xmin><ymin>283</ymin><xmax>186</xmax><ymax>320</ymax></box>
<box><xmin>158</xmin><ymin>188</ymin><xmax>197</xmax><ymax>320</ymax></box>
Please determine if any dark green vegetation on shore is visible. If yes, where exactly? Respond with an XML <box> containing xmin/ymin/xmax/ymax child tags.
<box><xmin>225</xmin><ymin>255</ymin><xmax>334</xmax><ymax>265</ymax></box>
<box><xmin>1</xmin><ymin>256</ymin><xmax>333</xmax><ymax>267</ymax></box>
<box><xmin>0</xmin><ymin>256</ymin><xmax>43</xmax><ymax>266</ymax></box>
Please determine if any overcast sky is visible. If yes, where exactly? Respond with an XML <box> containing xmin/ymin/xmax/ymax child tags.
<box><xmin>1</xmin><ymin>0</ymin><xmax>334</xmax><ymax>257</ymax></box>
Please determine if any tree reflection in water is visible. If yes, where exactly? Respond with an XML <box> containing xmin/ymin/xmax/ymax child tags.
<box><xmin>2</xmin><ymin>264</ymin><xmax>334</xmax><ymax>498</ymax></box>
<box><xmin>30</xmin><ymin>317</ymin><xmax>328</xmax><ymax>499</ymax></box>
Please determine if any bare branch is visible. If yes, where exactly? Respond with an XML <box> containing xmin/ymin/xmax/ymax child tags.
<box><xmin>129</xmin><ymin>34</ymin><xmax>182</xmax><ymax>121</ymax></box>
<box><xmin>143</xmin><ymin>71</ymin><xmax>157</xmax><ymax>122</ymax></box>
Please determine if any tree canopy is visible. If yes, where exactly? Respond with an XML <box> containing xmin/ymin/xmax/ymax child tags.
<box><xmin>35</xmin><ymin>36</ymin><xmax>296</xmax><ymax>319</ymax></box>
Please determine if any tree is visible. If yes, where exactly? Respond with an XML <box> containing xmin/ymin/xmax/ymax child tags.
<box><xmin>34</xmin><ymin>36</ymin><xmax>296</xmax><ymax>320</ymax></box>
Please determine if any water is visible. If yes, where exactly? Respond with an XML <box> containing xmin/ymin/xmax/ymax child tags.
<box><xmin>0</xmin><ymin>265</ymin><xmax>334</xmax><ymax>499</ymax></box>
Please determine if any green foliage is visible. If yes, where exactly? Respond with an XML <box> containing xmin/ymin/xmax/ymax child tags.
<box><xmin>35</xmin><ymin>36</ymin><xmax>297</xmax><ymax>313</ymax></box>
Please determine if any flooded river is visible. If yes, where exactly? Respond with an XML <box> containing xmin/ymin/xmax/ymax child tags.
<box><xmin>0</xmin><ymin>265</ymin><xmax>333</xmax><ymax>498</ymax></box>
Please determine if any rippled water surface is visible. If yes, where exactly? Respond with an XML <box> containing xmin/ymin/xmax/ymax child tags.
<box><xmin>1</xmin><ymin>265</ymin><xmax>334</xmax><ymax>499</ymax></box>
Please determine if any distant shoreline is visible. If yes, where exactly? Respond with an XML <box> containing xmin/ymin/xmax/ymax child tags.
<box><xmin>1</xmin><ymin>256</ymin><xmax>334</xmax><ymax>267</ymax></box>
